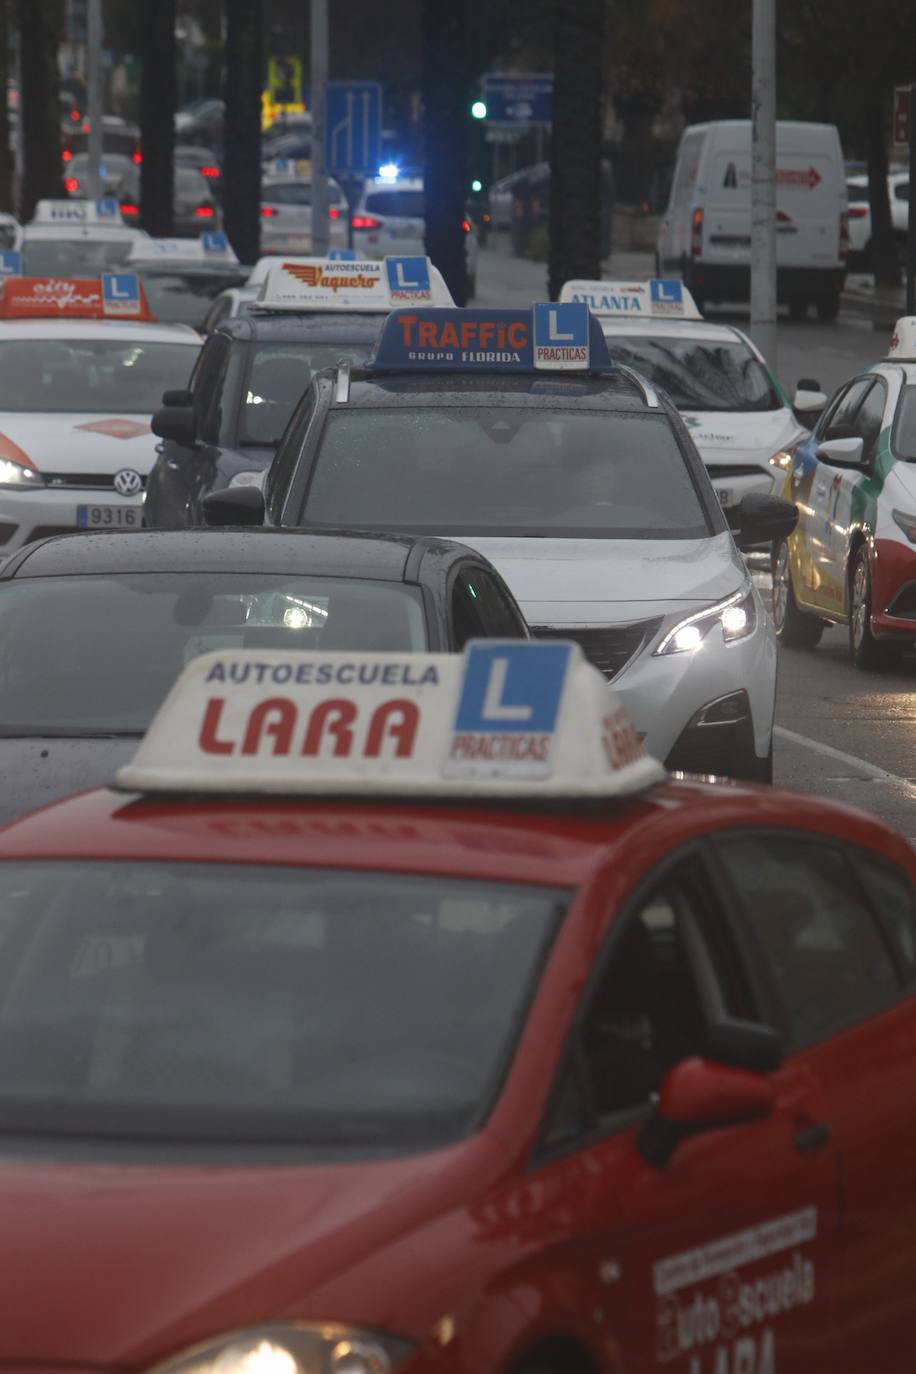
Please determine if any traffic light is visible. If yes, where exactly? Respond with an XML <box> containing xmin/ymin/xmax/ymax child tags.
<box><xmin>470</xmin><ymin>100</ymin><xmax>487</xmax><ymax>120</ymax></box>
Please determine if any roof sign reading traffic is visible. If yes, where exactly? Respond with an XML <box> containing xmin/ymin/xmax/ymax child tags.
<box><xmin>116</xmin><ymin>641</ymin><xmax>665</xmax><ymax>799</ymax></box>
<box><xmin>886</xmin><ymin>316</ymin><xmax>916</xmax><ymax>361</ymax></box>
<box><xmin>31</xmin><ymin>198</ymin><xmax>123</xmax><ymax>226</ymax></box>
<box><xmin>128</xmin><ymin>234</ymin><xmax>240</xmax><ymax>265</ymax></box>
<box><xmin>0</xmin><ymin>274</ymin><xmax>154</xmax><ymax>321</ymax></box>
<box><xmin>559</xmin><ymin>277</ymin><xmax>703</xmax><ymax>321</ymax></box>
<box><xmin>369</xmin><ymin>305</ymin><xmax>613</xmax><ymax>372</ymax></box>
<box><xmin>256</xmin><ymin>256</ymin><xmax>455</xmax><ymax>311</ymax></box>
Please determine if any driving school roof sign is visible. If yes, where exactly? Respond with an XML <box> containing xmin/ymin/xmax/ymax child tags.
<box><xmin>559</xmin><ymin>277</ymin><xmax>703</xmax><ymax>321</ymax></box>
<box><xmin>257</xmin><ymin>256</ymin><xmax>456</xmax><ymax>311</ymax></box>
<box><xmin>32</xmin><ymin>198</ymin><xmax>122</xmax><ymax>225</ymax></box>
<box><xmin>370</xmin><ymin>304</ymin><xmax>612</xmax><ymax>372</ymax></box>
<box><xmin>116</xmin><ymin>642</ymin><xmax>665</xmax><ymax>799</ymax></box>
<box><xmin>0</xmin><ymin>274</ymin><xmax>154</xmax><ymax>320</ymax></box>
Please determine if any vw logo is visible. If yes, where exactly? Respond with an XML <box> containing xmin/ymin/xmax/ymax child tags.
<box><xmin>113</xmin><ymin>468</ymin><xmax>142</xmax><ymax>497</ymax></box>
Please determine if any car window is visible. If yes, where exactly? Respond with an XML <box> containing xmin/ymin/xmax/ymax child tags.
<box><xmin>846</xmin><ymin>181</ymin><xmax>868</xmax><ymax>205</ymax></box>
<box><xmin>364</xmin><ymin>190</ymin><xmax>425</xmax><ymax>218</ymax></box>
<box><xmin>267</xmin><ymin>386</ymin><xmax>317</xmax><ymax>520</ymax></box>
<box><xmin>891</xmin><ymin>385</ymin><xmax>916</xmax><ymax>460</ymax></box>
<box><xmin>854</xmin><ymin>853</ymin><xmax>916</xmax><ymax>980</ymax></box>
<box><xmin>715</xmin><ymin>835</ymin><xmax>900</xmax><ymax>1049</ymax></box>
<box><xmin>0</xmin><ymin>339</ymin><xmax>198</xmax><ymax>414</ymax></box>
<box><xmin>200</xmin><ymin>337</ymin><xmax>247</xmax><ymax>448</ymax></box>
<box><xmin>821</xmin><ymin>378</ymin><xmax>873</xmax><ymax>442</ymax></box>
<box><xmin>240</xmin><ymin>343</ymin><xmax>369</xmax><ymax>447</ymax></box>
<box><xmin>852</xmin><ymin>379</ymin><xmax>887</xmax><ymax>462</ymax></box>
<box><xmin>20</xmin><ymin>237</ymin><xmax>137</xmax><ymax>277</ymax></box>
<box><xmin>895</xmin><ymin>182</ymin><xmax>910</xmax><ymax>202</ymax></box>
<box><xmin>602</xmin><ymin>334</ymin><xmax>780</xmax><ymax>412</ymax></box>
<box><xmin>451</xmin><ymin>577</ymin><xmax>489</xmax><ymax>650</ymax></box>
<box><xmin>264</xmin><ymin>183</ymin><xmax>310</xmax><ymax>206</ymax></box>
<box><xmin>454</xmin><ymin>567</ymin><xmax>526</xmax><ymax>642</ymax></box>
<box><xmin>300</xmin><ymin>408</ymin><xmax>712</xmax><ymax>540</ymax></box>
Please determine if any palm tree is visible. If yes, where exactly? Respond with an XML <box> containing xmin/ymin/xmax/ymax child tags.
<box><xmin>547</xmin><ymin>0</ymin><xmax>605</xmax><ymax>300</ymax></box>
<box><xmin>19</xmin><ymin>0</ymin><xmax>63</xmax><ymax>222</ymax></box>
<box><xmin>422</xmin><ymin>0</ymin><xmax>470</xmax><ymax>305</ymax></box>
<box><xmin>223</xmin><ymin>0</ymin><xmax>262</xmax><ymax>264</ymax></box>
<box><xmin>140</xmin><ymin>0</ymin><xmax>176</xmax><ymax>236</ymax></box>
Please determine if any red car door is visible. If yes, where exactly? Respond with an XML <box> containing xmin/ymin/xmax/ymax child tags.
<box><xmin>712</xmin><ymin>832</ymin><xmax>916</xmax><ymax>1374</ymax></box>
<box><xmin>512</xmin><ymin>845</ymin><xmax>838</xmax><ymax>1374</ymax></box>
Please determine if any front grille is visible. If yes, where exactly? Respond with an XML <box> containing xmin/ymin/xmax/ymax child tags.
<box><xmin>27</xmin><ymin>525</ymin><xmax>78</xmax><ymax>543</ymax></box>
<box><xmin>705</xmin><ymin>464</ymin><xmax>771</xmax><ymax>480</ymax></box>
<box><xmin>886</xmin><ymin>581</ymin><xmax>916</xmax><ymax>620</ymax></box>
<box><xmin>530</xmin><ymin>619</ymin><xmax>661</xmax><ymax>680</ymax></box>
<box><xmin>43</xmin><ymin>473</ymin><xmax>147</xmax><ymax>490</ymax></box>
<box><xmin>0</xmin><ymin>523</ymin><xmax>14</xmax><ymax>546</ymax></box>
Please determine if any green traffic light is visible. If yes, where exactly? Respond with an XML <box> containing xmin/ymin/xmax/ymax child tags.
<box><xmin>471</xmin><ymin>100</ymin><xmax>487</xmax><ymax>120</ymax></box>
<box><xmin>471</xmin><ymin>178</ymin><xmax>483</xmax><ymax>192</ymax></box>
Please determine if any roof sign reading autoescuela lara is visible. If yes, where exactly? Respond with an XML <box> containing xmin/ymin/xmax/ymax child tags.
<box><xmin>369</xmin><ymin>303</ymin><xmax>613</xmax><ymax>372</ymax></box>
<box><xmin>559</xmin><ymin>277</ymin><xmax>703</xmax><ymax>321</ymax></box>
<box><xmin>0</xmin><ymin>273</ymin><xmax>154</xmax><ymax>321</ymax></box>
<box><xmin>116</xmin><ymin>640</ymin><xmax>665</xmax><ymax>799</ymax></box>
<box><xmin>257</xmin><ymin>255</ymin><xmax>455</xmax><ymax>311</ymax></box>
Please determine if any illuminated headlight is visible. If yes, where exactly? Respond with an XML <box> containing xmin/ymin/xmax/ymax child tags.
<box><xmin>892</xmin><ymin>508</ymin><xmax>916</xmax><ymax>543</ymax></box>
<box><xmin>655</xmin><ymin>585</ymin><xmax>757</xmax><ymax>655</ymax></box>
<box><xmin>767</xmin><ymin>449</ymin><xmax>794</xmax><ymax>472</ymax></box>
<box><xmin>146</xmin><ymin>1327</ymin><xmax>413</xmax><ymax>1374</ymax></box>
<box><xmin>0</xmin><ymin>458</ymin><xmax>43</xmax><ymax>489</ymax></box>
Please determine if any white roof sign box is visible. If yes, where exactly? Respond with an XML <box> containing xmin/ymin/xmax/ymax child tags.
<box><xmin>128</xmin><ymin>232</ymin><xmax>239</xmax><ymax>265</ymax></box>
<box><xmin>116</xmin><ymin>641</ymin><xmax>665</xmax><ymax>799</ymax></box>
<box><xmin>559</xmin><ymin>277</ymin><xmax>703</xmax><ymax>321</ymax></box>
<box><xmin>257</xmin><ymin>255</ymin><xmax>455</xmax><ymax>312</ymax></box>
<box><xmin>887</xmin><ymin>317</ymin><xmax>916</xmax><ymax>361</ymax></box>
<box><xmin>32</xmin><ymin>197</ymin><xmax>124</xmax><ymax>226</ymax></box>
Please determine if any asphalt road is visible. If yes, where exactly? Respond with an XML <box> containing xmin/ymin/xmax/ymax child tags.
<box><xmin>477</xmin><ymin>239</ymin><xmax>916</xmax><ymax>836</ymax></box>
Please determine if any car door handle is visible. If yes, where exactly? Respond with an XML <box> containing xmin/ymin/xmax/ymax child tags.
<box><xmin>794</xmin><ymin>1122</ymin><xmax>831</xmax><ymax>1153</ymax></box>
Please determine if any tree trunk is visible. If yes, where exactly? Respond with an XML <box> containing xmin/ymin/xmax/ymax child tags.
<box><xmin>19</xmin><ymin>0</ymin><xmax>62</xmax><ymax>222</ymax></box>
<box><xmin>223</xmin><ymin>0</ymin><xmax>262</xmax><ymax>264</ymax></box>
<box><xmin>422</xmin><ymin>0</ymin><xmax>471</xmax><ymax>306</ymax></box>
<box><xmin>548</xmin><ymin>0</ymin><xmax>605</xmax><ymax>300</ymax></box>
<box><xmin>140</xmin><ymin>0</ymin><xmax>176</xmax><ymax>236</ymax></box>
<box><xmin>0</xmin><ymin>2</ymin><xmax>15</xmax><ymax>213</ymax></box>
<box><xmin>865</xmin><ymin>96</ymin><xmax>898</xmax><ymax>287</ymax></box>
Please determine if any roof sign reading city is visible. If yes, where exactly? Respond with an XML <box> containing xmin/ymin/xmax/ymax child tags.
<box><xmin>256</xmin><ymin>256</ymin><xmax>455</xmax><ymax>311</ymax></box>
<box><xmin>0</xmin><ymin>274</ymin><xmax>154</xmax><ymax>321</ymax></box>
<box><xmin>886</xmin><ymin>316</ymin><xmax>916</xmax><ymax>361</ymax></box>
<box><xmin>128</xmin><ymin>233</ymin><xmax>239</xmax><ymax>265</ymax></box>
<box><xmin>116</xmin><ymin>641</ymin><xmax>665</xmax><ymax>799</ymax></box>
<box><xmin>369</xmin><ymin>304</ymin><xmax>613</xmax><ymax>373</ymax></box>
<box><xmin>32</xmin><ymin>198</ymin><xmax>124</xmax><ymax>226</ymax></box>
<box><xmin>559</xmin><ymin>277</ymin><xmax>703</xmax><ymax>321</ymax></box>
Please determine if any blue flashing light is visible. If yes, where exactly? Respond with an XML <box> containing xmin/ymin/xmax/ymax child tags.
<box><xmin>378</xmin><ymin>162</ymin><xmax>400</xmax><ymax>181</ymax></box>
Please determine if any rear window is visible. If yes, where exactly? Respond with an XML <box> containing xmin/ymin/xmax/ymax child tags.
<box><xmin>301</xmin><ymin>406</ymin><xmax>711</xmax><ymax>540</ymax></box>
<box><xmin>21</xmin><ymin>237</ymin><xmax>136</xmax><ymax>277</ymax></box>
<box><xmin>364</xmin><ymin>190</ymin><xmax>425</xmax><ymax>218</ymax></box>
<box><xmin>846</xmin><ymin>181</ymin><xmax>869</xmax><ymax>205</ymax></box>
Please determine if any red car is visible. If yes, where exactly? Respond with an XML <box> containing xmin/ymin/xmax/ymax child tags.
<box><xmin>0</xmin><ymin>640</ymin><xmax>915</xmax><ymax>1374</ymax></box>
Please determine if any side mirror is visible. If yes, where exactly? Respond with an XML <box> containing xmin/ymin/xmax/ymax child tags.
<box><xmin>162</xmin><ymin>388</ymin><xmax>193</xmax><ymax>407</ymax></box>
<box><xmin>792</xmin><ymin>387</ymin><xmax>828</xmax><ymax>415</ymax></box>
<box><xmin>638</xmin><ymin>1058</ymin><xmax>776</xmax><ymax>1168</ymax></box>
<box><xmin>201</xmin><ymin>484</ymin><xmax>266</xmax><ymax>527</ymax></box>
<box><xmin>815</xmin><ymin>436</ymin><xmax>866</xmax><ymax>468</ymax></box>
<box><xmin>151</xmin><ymin>405</ymin><xmax>197</xmax><ymax>447</ymax></box>
<box><xmin>734</xmin><ymin>492</ymin><xmax>798</xmax><ymax>548</ymax></box>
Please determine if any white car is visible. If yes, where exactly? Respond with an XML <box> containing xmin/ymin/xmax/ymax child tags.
<box><xmin>351</xmin><ymin>176</ymin><xmax>479</xmax><ymax>296</ymax></box>
<box><xmin>0</xmin><ymin>275</ymin><xmax>200</xmax><ymax>561</ymax></box>
<box><xmin>846</xmin><ymin>171</ymin><xmax>908</xmax><ymax>270</ymax></box>
<box><xmin>260</xmin><ymin>174</ymin><xmax>348</xmax><ymax>254</ymax></box>
<box><xmin>560</xmin><ymin>277</ymin><xmax>824</xmax><ymax>524</ymax></box>
<box><xmin>23</xmin><ymin>199</ymin><xmax>148</xmax><ymax>277</ymax></box>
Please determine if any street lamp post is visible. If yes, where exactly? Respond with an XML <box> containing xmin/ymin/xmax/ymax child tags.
<box><xmin>750</xmin><ymin>0</ymin><xmax>777</xmax><ymax>371</ymax></box>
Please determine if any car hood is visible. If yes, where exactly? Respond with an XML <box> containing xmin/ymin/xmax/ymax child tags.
<box><xmin>459</xmin><ymin>533</ymin><xmax>747</xmax><ymax>624</ymax></box>
<box><xmin>0</xmin><ymin>412</ymin><xmax>159</xmax><ymax>477</ymax></box>
<box><xmin>682</xmin><ymin>407</ymin><xmax>802</xmax><ymax>461</ymax></box>
<box><xmin>0</xmin><ymin>738</ymin><xmax>139</xmax><ymax>825</ymax></box>
<box><xmin>0</xmin><ymin>1132</ymin><xmax>501</xmax><ymax>1365</ymax></box>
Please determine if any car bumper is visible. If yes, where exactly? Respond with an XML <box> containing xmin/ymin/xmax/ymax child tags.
<box><xmin>0</xmin><ymin>490</ymin><xmax>144</xmax><ymax>563</ymax></box>
<box><xmin>686</xmin><ymin>261</ymin><xmax>847</xmax><ymax>303</ymax></box>
<box><xmin>870</xmin><ymin>536</ymin><xmax>916</xmax><ymax>638</ymax></box>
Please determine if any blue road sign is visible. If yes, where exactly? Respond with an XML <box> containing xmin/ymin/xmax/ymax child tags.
<box><xmin>325</xmin><ymin>82</ymin><xmax>382</xmax><ymax>174</ymax></box>
<box><xmin>454</xmin><ymin>642</ymin><xmax>572</xmax><ymax>735</ymax></box>
<box><xmin>482</xmin><ymin>73</ymin><xmax>553</xmax><ymax>125</ymax></box>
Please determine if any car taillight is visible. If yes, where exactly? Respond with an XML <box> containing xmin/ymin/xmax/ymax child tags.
<box><xmin>691</xmin><ymin>206</ymin><xmax>703</xmax><ymax>257</ymax></box>
<box><xmin>132</xmin><ymin>149</ymin><xmax>142</xmax><ymax>164</ymax></box>
<box><xmin>462</xmin><ymin>217</ymin><xmax>472</xmax><ymax>232</ymax></box>
<box><xmin>328</xmin><ymin>206</ymin><xmax>341</xmax><ymax>219</ymax></box>
<box><xmin>776</xmin><ymin>209</ymin><xmax>792</xmax><ymax>222</ymax></box>
<box><xmin>200</xmin><ymin>165</ymin><xmax>220</xmax><ymax>178</ymax></box>
<box><xmin>70</xmin><ymin>108</ymin><xmax>81</xmax><ymax>123</ymax></box>
<box><xmin>194</xmin><ymin>204</ymin><xmax>215</xmax><ymax>219</ymax></box>
<box><xmin>351</xmin><ymin>214</ymin><xmax>380</xmax><ymax>230</ymax></box>
<box><xmin>61</xmin><ymin>148</ymin><xmax>73</xmax><ymax>163</ymax></box>
<box><xmin>120</xmin><ymin>201</ymin><xmax>140</xmax><ymax>217</ymax></box>
<box><xmin>848</xmin><ymin>205</ymin><xmax>868</xmax><ymax>219</ymax></box>
<box><xmin>840</xmin><ymin>210</ymin><xmax>850</xmax><ymax>258</ymax></box>
<box><xmin>261</xmin><ymin>205</ymin><xmax>277</xmax><ymax>218</ymax></box>
<box><xmin>64</xmin><ymin>176</ymin><xmax>79</xmax><ymax>193</ymax></box>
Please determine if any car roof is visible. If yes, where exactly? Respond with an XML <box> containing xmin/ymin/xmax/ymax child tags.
<box><xmin>1</xmin><ymin>779</ymin><xmax>909</xmax><ymax>887</ymax></box>
<box><xmin>0</xmin><ymin>319</ymin><xmax>200</xmax><ymax>342</ymax></box>
<box><xmin>600</xmin><ymin>318</ymin><xmax>747</xmax><ymax>345</ymax></box>
<box><xmin>218</xmin><ymin>312</ymin><xmax>385</xmax><ymax>343</ymax></box>
<box><xmin>337</xmin><ymin>370</ymin><xmax>656</xmax><ymax>411</ymax></box>
<box><xmin>0</xmin><ymin>527</ymin><xmax>480</xmax><ymax>582</ymax></box>
<box><xmin>22</xmin><ymin>225</ymin><xmax>145</xmax><ymax>242</ymax></box>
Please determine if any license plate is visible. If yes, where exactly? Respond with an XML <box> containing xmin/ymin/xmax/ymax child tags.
<box><xmin>77</xmin><ymin>504</ymin><xmax>142</xmax><ymax>529</ymax></box>
<box><xmin>717</xmin><ymin>488</ymin><xmax>736</xmax><ymax>508</ymax></box>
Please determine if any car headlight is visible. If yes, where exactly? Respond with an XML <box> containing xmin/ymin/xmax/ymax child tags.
<box><xmin>0</xmin><ymin>457</ymin><xmax>43</xmax><ymax>489</ymax></box>
<box><xmin>892</xmin><ymin>508</ymin><xmax>916</xmax><ymax>543</ymax></box>
<box><xmin>146</xmin><ymin>1327</ymin><xmax>413</xmax><ymax>1374</ymax></box>
<box><xmin>767</xmin><ymin>448</ymin><xmax>795</xmax><ymax>472</ymax></box>
<box><xmin>655</xmin><ymin>584</ymin><xmax>757</xmax><ymax>655</ymax></box>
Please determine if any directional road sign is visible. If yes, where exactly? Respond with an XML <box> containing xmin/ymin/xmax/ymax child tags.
<box><xmin>482</xmin><ymin>73</ymin><xmax>553</xmax><ymax>126</ymax></box>
<box><xmin>326</xmin><ymin>81</ymin><xmax>382</xmax><ymax>174</ymax></box>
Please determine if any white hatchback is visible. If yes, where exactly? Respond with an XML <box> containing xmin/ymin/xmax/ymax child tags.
<box><xmin>260</xmin><ymin>175</ymin><xmax>348</xmax><ymax>254</ymax></box>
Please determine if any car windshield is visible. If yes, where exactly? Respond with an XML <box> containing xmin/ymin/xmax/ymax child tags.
<box><xmin>364</xmin><ymin>189</ymin><xmax>425</xmax><ymax>217</ymax></box>
<box><xmin>240</xmin><ymin>342</ymin><xmax>372</xmax><ymax>444</ymax></box>
<box><xmin>0</xmin><ymin>340</ymin><xmax>198</xmax><ymax>413</ymax></box>
<box><xmin>602</xmin><ymin>335</ymin><xmax>781</xmax><ymax>412</ymax></box>
<box><xmin>892</xmin><ymin>385</ymin><xmax>916</xmax><ymax>460</ymax></box>
<box><xmin>0</xmin><ymin>861</ymin><xmax>567</xmax><ymax>1149</ymax></box>
<box><xmin>0</xmin><ymin>573</ymin><xmax>428</xmax><ymax>734</ymax></box>
<box><xmin>21</xmin><ymin>237</ymin><xmax>137</xmax><ymax>277</ymax></box>
<box><xmin>136</xmin><ymin>268</ymin><xmax>249</xmax><ymax>327</ymax></box>
<box><xmin>300</xmin><ymin>407</ymin><xmax>711</xmax><ymax>539</ymax></box>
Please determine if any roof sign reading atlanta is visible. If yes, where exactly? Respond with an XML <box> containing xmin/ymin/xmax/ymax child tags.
<box><xmin>116</xmin><ymin>641</ymin><xmax>665</xmax><ymax>799</ymax></box>
<box><xmin>559</xmin><ymin>277</ymin><xmax>703</xmax><ymax>321</ymax></box>
<box><xmin>369</xmin><ymin>304</ymin><xmax>614</xmax><ymax>372</ymax></box>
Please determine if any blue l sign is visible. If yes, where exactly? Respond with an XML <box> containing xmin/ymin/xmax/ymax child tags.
<box><xmin>386</xmin><ymin>256</ymin><xmax>431</xmax><ymax>298</ymax></box>
<box><xmin>650</xmin><ymin>279</ymin><xmax>684</xmax><ymax>312</ymax></box>
<box><xmin>102</xmin><ymin>273</ymin><xmax>141</xmax><ymax>316</ymax></box>
<box><xmin>532</xmin><ymin>302</ymin><xmax>590</xmax><ymax>370</ymax></box>
<box><xmin>454</xmin><ymin>642</ymin><xmax>572</xmax><ymax>734</ymax></box>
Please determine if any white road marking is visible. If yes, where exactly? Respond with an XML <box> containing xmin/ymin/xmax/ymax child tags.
<box><xmin>775</xmin><ymin>725</ymin><xmax>916</xmax><ymax>788</ymax></box>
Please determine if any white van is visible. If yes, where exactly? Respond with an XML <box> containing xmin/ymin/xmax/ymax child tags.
<box><xmin>657</xmin><ymin>120</ymin><xmax>848</xmax><ymax>321</ymax></box>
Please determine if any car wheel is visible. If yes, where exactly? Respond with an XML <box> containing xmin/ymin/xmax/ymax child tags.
<box><xmin>772</xmin><ymin>539</ymin><xmax>824</xmax><ymax>648</ymax></box>
<box><xmin>816</xmin><ymin>294</ymin><xmax>840</xmax><ymax>324</ymax></box>
<box><xmin>849</xmin><ymin>545</ymin><xmax>901</xmax><ymax>670</ymax></box>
